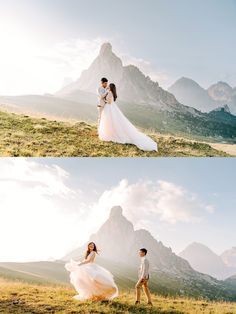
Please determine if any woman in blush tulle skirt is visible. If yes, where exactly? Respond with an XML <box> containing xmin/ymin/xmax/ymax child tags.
<box><xmin>98</xmin><ymin>83</ymin><xmax>158</xmax><ymax>152</ymax></box>
<box><xmin>65</xmin><ymin>242</ymin><xmax>118</xmax><ymax>301</ymax></box>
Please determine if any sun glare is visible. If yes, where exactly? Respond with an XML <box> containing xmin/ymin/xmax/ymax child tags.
<box><xmin>0</xmin><ymin>17</ymin><xmax>65</xmax><ymax>95</ymax></box>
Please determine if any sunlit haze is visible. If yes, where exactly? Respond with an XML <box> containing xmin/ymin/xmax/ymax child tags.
<box><xmin>0</xmin><ymin>158</ymin><xmax>235</xmax><ymax>262</ymax></box>
<box><xmin>0</xmin><ymin>0</ymin><xmax>235</xmax><ymax>95</ymax></box>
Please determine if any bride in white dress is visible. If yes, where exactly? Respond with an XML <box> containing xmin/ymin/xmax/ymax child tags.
<box><xmin>65</xmin><ymin>242</ymin><xmax>118</xmax><ymax>301</ymax></box>
<box><xmin>98</xmin><ymin>83</ymin><xmax>158</xmax><ymax>152</ymax></box>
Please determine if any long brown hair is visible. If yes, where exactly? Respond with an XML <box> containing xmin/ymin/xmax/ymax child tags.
<box><xmin>85</xmin><ymin>242</ymin><xmax>98</xmax><ymax>259</ymax></box>
<box><xmin>109</xmin><ymin>83</ymin><xmax>118</xmax><ymax>102</ymax></box>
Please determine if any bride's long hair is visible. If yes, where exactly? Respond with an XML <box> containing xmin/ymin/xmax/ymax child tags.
<box><xmin>109</xmin><ymin>83</ymin><xmax>118</xmax><ymax>102</ymax></box>
<box><xmin>85</xmin><ymin>242</ymin><xmax>98</xmax><ymax>259</ymax></box>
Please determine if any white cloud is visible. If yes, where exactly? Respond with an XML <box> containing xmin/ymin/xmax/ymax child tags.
<box><xmin>0</xmin><ymin>159</ymin><xmax>71</xmax><ymax>196</ymax></box>
<box><xmin>92</xmin><ymin>179</ymin><xmax>215</xmax><ymax>227</ymax></box>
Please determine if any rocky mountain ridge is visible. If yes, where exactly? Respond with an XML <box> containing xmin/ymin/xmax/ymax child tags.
<box><xmin>179</xmin><ymin>242</ymin><xmax>236</xmax><ymax>280</ymax></box>
<box><xmin>169</xmin><ymin>78</ymin><xmax>236</xmax><ymax>114</ymax></box>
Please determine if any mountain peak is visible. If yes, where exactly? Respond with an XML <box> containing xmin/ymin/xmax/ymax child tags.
<box><xmin>180</xmin><ymin>242</ymin><xmax>236</xmax><ymax>280</ymax></box>
<box><xmin>109</xmin><ymin>206</ymin><xmax>123</xmax><ymax>218</ymax></box>
<box><xmin>168</xmin><ymin>77</ymin><xmax>218</xmax><ymax>112</ymax></box>
<box><xmin>99</xmin><ymin>42</ymin><xmax>113</xmax><ymax>56</ymax></box>
<box><xmin>175</xmin><ymin>77</ymin><xmax>202</xmax><ymax>88</ymax></box>
<box><xmin>179</xmin><ymin>77</ymin><xmax>193</xmax><ymax>82</ymax></box>
<box><xmin>187</xmin><ymin>242</ymin><xmax>210</xmax><ymax>250</ymax></box>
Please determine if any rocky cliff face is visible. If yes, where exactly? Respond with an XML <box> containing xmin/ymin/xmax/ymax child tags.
<box><xmin>77</xmin><ymin>43</ymin><xmax>124</xmax><ymax>92</ymax></box>
<box><xmin>119</xmin><ymin>65</ymin><xmax>178</xmax><ymax>108</ymax></box>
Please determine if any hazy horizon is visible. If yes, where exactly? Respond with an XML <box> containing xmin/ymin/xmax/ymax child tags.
<box><xmin>0</xmin><ymin>0</ymin><xmax>235</xmax><ymax>96</ymax></box>
<box><xmin>0</xmin><ymin>158</ymin><xmax>235</xmax><ymax>263</ymax></box>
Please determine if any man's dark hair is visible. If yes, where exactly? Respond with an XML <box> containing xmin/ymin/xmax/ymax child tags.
<box><xmin>140</xmin><ymin>248</ymin><xmax>147</xmax><ymax>255</ymax></box>
<box><xmin>101</xmin><ymin>77</ymin><xmax>108</xmax><ymax>83</ymax></box>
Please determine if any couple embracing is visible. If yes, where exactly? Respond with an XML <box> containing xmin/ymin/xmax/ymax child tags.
<box><xmin>97</xmin><ymin>78</ymin><xmax>158</xmax><ymax>152</ymax></box>
<box><xmin>65</xmin><ymin>242</ymin><xmax>153</xmax><ymax>306</ymax></box>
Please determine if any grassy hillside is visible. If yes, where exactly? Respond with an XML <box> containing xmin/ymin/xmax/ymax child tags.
<box><xmin>1</xmin><ymin>92</ymin><xmax>236</xmax><ymax>143</ymax></box>
<box><xmin>119</xmin><ymin>102</ymin><xmax>236</xmax><ymax>143</ymax></box>
<box><xmin>0</xmin><ymin>110</ymin><xmax>230</xmax><ymax>157</ymax></box>
<box><xmin>0</xmin><ymin>262</ymin><xmax>69</xmax><ymax>286</ymax></box>
<box><xmin>1</xmin><ymin>261</ymin><xmax>236</xmax><ymax>303</ymax></box>
<box><xmin>1</xmin><ymin>279</ymin><xmax>236</xmax><ymax>314</ymax></box>
<box><xmin>0</xmin><ymin>94</ymin><xmax>97</xmax><ymax>121</ymax></box>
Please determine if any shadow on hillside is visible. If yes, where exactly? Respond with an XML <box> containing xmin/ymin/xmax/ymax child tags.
<box><xmin>0</xmin><ymin>300</ymin><xmax>64</xmax><ymax>314</ymax></box>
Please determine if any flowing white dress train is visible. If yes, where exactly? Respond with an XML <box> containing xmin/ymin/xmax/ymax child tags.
<box><xmin>98</xmin><ymin>92</ymin><xmax>158</xmax><ymax>152</ymax></box>
<box><xmin>65</xmin><ymin>253</ymin><xmax>118</xmax><ymax>301</ymax></box>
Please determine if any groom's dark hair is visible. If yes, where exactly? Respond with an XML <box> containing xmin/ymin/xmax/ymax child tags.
<box><xmin>140</xmin><ymin>248</ymin><xmax>147</xmax><ymax>255</ymax></box>
<box><xmin>101</xmin><ymin>77</ymin><xmax>108</xmax><ymax>83</ymax></box>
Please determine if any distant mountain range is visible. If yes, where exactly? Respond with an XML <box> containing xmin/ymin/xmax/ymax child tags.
<box><xmin>179</xmin><ymin>243</ymin><xmax>236</xmax><ymax>280</ymax></box>
<box><xmin>1</xmin><ymin>206</ymin><xmax>236</xmax><ymax>301</ymax></box>
<box><xmin>0</xmin><ymin>43</ymin><xmax>236</xmax><ymax>142</ymax></box>
<box><xmin>169</xmin><ymin>78</ymin><xmax>236</xmax><ymax>114</ymax></box>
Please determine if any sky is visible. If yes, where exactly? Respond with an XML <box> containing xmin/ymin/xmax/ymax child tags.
<box><xmin>0</xmin><ymin>0</ymin><xmax>235</xmax><ymax>95</ymax></box>
<box><xmin>0</xmin><ymin>158</ymin><xmax>235</xmax><ymax>262</ymax></box>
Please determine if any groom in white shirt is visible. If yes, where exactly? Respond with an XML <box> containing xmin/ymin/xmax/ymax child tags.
<box><xmin>135</xmin><ymin>248</ymin><xmax>153</xmax><ymax>306</ymax></box>
<box><xmin>97</xmin><ymin>77</ymin><xmax>109</xmax><ymax>126</ymax></box>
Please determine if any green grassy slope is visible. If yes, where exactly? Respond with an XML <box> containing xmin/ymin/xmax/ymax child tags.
<box><xmin>226</xmin><ymin>276</ymin><xmax>236</xmax><ymax>289</ymax></box>
<box><xmin>0</xmin><ymin>110</ymin><xmax>229</xmax><ymax>157</ymax></box>
<box><xmin>119</xmin><ymin>102</ymin><xmax>236</xmax><ymax>143</ymax></box>
<box><xmin>0</xmin><ymin>262</ymin><xmax>68</xmax><ymax>286</ymax></box>
<box><xmin>1</xmin><ymin>279</ymin><xmax>236</xmax><ymax>314</ymax></box>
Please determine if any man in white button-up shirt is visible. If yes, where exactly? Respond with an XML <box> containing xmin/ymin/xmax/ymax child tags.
<box><xmin>135</xmin><ymin>248</ymin><xmax>153</xmax><ymax>306</ymax></box>
<box><xmin>97</xmin><ymin>77</ymin><xmax>109</xmax><ymax>126</ymax></box>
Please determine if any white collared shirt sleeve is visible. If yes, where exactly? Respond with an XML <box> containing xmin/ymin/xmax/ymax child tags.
<box><xmin>139</xmin><ymin>258</ymin><xmax>149</xmax><ymax>279</ymax></box>
<box><xmin>97</xmin><ymin>87</ymin><xmax>107</xmax><ymax>98</ymax></box>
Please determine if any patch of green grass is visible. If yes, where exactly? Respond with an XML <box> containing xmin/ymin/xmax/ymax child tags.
<box><xmin>0</xmin><ymin>110</ymin><xmax>229</xmax><ymax>157</ymax></box>
<box><xmin>0</xmin><ymin>280</ymin><xmax>236</xmax><ymax>314</ymax></box>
